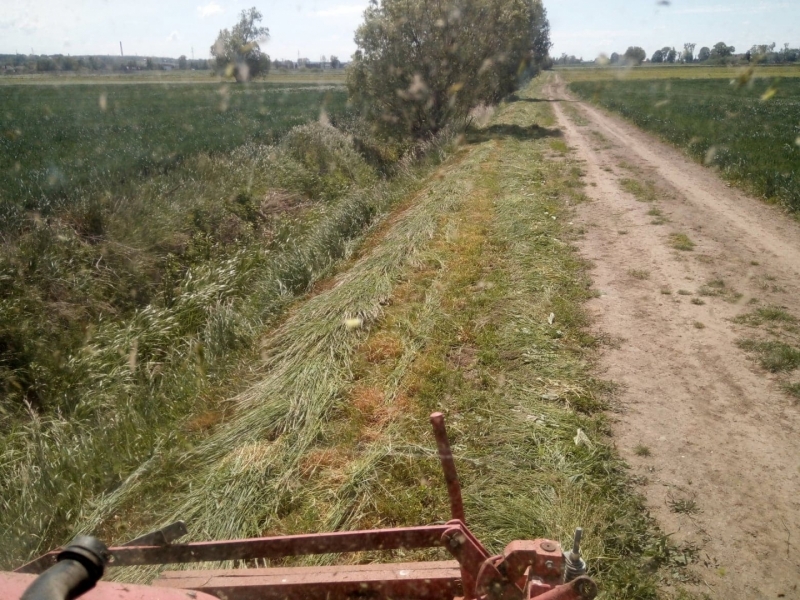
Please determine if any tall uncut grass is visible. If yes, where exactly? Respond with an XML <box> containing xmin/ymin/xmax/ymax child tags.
<box><xmin>0</xmin><ymin>118</ymin><xmax>455</xmax><ymax>568</ymax></box>
<box><xmin>0</xmin><ymin>83</ymin><xmax>348</xmax><ymax>229</ymax></box>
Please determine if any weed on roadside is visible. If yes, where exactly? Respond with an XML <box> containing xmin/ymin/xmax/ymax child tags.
<box><xmin>698</xmin><ymin>279</ymin><xmax>742</xmax><ymax>303</ymax></box>
<box><xmin>667</xmin><ymin>492</ymin><xmax>700</xmax><ymax>515</ymax></box>
<box><xmin>734</xmin><ymin>306</ymin><xmax>796</xmax><ymax>327</ymax></box>
<box><xmin>737</xmin><ymin>339</ymin><xmax>800</xmax><ymax>372</ymax></box>
<box><xmin>647</xmin><ymin>207</ymin><xmax>668</xmax><ymax>225</ymax></box>
<box><xmin>621</xmin><ymin>178</ymin><xmax>658</xmax><ymax>203</ymax></box>
<box><xmin>634</xmin><ymin>444</ymin><xmax>652</xmax><ymax>457</ymax></box>
<box><xmin>670</xmin><ymin>233</ymin><xmax>695</xmax><ymax>251</ymax></box>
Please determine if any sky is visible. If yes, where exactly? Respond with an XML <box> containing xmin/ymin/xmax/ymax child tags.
<box><xmin>1</xmin><ymin>0</ymin><xmax>797</xmax><ymax>62</ymax></box>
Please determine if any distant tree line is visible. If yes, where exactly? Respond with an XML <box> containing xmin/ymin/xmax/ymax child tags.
<box><xmin>602</xmin><ymin>41</ymin><xmax>800</xmax><ymax>67</ymax></box>
<box><xmin>555</xmin><ymin>54</ymin><xmax>586</xmax><ymax>66</ymax></box>
<box><xmin>0</xmin><ymin>53</ymin><xmax>211</xmax><ymax>74</ymax></box>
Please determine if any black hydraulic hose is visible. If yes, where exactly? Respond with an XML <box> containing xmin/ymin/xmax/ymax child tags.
<box><xmin>21</xmin><ymin>537</ymin><xmax>109</xmax><ymax>600</ymax></box>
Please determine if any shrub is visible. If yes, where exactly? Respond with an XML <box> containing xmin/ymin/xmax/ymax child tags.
<box><xmin>280</xmin><ymin>123</ymin><xmax>376</xmax><ymax>200</ymax></box>
<box><xmin>347</xmin><ymin>0</ymin><xmax>551</xmax><ymax>137</ymax></box>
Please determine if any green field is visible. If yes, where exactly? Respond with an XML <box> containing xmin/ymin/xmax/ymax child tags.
<box><xmin>569</xmin><ymin>76</ymin><xmax>800</xmax><ymax>211</ymax></box>
<box><xmin>559</xmin><ymin>63</ymin><xmax>800</xmax><ymax>82</ymax></box>
<box><xmin>0</xmin><ymin>81</ymin><xmax>348</xmax><ymax>228</ymax></box>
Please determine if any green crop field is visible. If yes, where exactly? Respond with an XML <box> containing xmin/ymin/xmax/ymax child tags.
<box><xmin>0</xmin><ymin>81</ymin><xmax>348</xmax><ymax>228</ymax></box>
<box><xmin>558</xmin><ymin>63</ymin><xmax>800</xmax><ymax>82</ymax></box>
<box><xmin>569</xmin><ymin>76</ymin><xmax>800</xmax><ymax>211</ymax></box>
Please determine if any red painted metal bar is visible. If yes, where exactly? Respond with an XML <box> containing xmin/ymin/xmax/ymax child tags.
<box><xmin>154</xmin><ymin>561</ymin><xmax>462</xmax><ymax>600</ymax></box>
<box><xmin>529</xmin><ymin>577</ymin><xmax>597</xmax><ymax>600</ymax></box>
<box><xmin>429</xmin><ymin>412</ymin><xmax>466</xmax><ymax>523</ymax></box>
<box><xmin>15</xmin><ymin>525</ymin><xmax>451</xmax><ymax>574</ymax></box>
<box><xmin>1</xmin><ymin>572</ymin><xmax>220</xmax><ymax>600</ymax></box>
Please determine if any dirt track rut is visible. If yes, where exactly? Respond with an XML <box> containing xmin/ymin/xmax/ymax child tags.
<box><xmin>547</xmin><ymin>76</ymin><xmax>800</xmax><ymax>597</ymax></box>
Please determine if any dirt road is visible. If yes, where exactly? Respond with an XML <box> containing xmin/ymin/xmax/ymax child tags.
<box><xmin>547</xmin><ymin>76</ymin><xmax>800</xmax><ymax>597</ymax></box>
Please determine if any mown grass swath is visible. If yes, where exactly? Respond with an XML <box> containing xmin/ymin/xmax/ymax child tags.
<box><xmin>0</xmin><ymin>82</ymin><xmax>348</xmax><ymax>228</ymax></box>
<box><xmin>569</xmin><ymin>77</ymin><xmax>800</xmax><ymax>212</ymax></box>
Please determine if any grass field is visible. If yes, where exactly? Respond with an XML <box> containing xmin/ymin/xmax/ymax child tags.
<box><xmin>558</xmin><ymin>63</ymin><xmax>800</xmax><ymax>82</ymax></box>
<box><xmin>568</xmin><ymin>75</ymin><xmax>800</xmax><ymax>212</ymax></box>
<box><xmin>0</xmin><ymin>70</ymin><xmax>347</xmax><ymax>86</ymax></box>
<box><xmin>0</xmin><ymin>81</ymin><xmax>348</xmax><ymax>228</ymax></box>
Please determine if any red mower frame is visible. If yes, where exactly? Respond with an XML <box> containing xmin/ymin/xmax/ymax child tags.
<box><xmin>8</xmin><ymin>413</ymin><xmax>597</xmax><ymax>600</ymax></box>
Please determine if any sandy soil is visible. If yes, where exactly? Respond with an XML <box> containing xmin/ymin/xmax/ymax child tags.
<box><xmin>546</xmin><ymin>76</ymin><xmax>800</xmax><ymax>598</ymax></box>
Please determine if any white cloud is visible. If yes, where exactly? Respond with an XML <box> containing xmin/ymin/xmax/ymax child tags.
<box><xmin>197</xmin><ymin>2</ymin><xmax>223</xmax><ymax>18</ymax></box>
<box><xmin>6</xmin><ymin>16</ymin><xmax>41</xmax><ymax>34</ymax></box>
<box><xmin>167</xmin><ymin>30</ymin><xmax>181</xmax><ymax>42</ymax></box>
<box><xmin>310</xmin><ymin>4</ymin><xmax>367</xmax><ymax>18</ymax></box>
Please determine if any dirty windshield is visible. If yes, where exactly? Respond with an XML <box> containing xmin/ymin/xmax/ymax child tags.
<box><xmin>1</xmin><ymin>2</ymin><xmax>798</xmax><ymax>599</ymax></box>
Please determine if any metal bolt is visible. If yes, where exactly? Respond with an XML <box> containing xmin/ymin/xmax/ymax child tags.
<box><xmin>545</xmin><ymin>560</ymin><xmax>555</xmax><ymax>570</ymax></box>
<box><xmin>572</xmin><ymin>528</ymin><xmax>583</xmax><ymax>556</ymax></box>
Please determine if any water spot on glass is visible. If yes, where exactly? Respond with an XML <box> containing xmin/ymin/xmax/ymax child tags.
<box><xmin>760</xmin><ymin>86</ymin><xmax>778</xmax><ymax>102</ymax></box>
<box><xmin>704</xmin><ymin>146</ymin><xmax>717</xmax><ymax>165</ymax></box>
<box><xmin>99</xmin><ymin>93</ymin><xmax>108</xmax><ymax>111</ymax></box>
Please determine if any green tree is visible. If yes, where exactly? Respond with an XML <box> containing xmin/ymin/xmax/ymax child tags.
<box><xmin>711</xmin><ymin>42</ymin><xmax>735</xmax><ymax>59</ymax></box>
<box><xmin>211</xmin><ymin>7</ymin><xmax>271</xmax><ymax>82</ymax></box>
<box><xmin>610</xmin><ymin>52</ymin><xmax>621</xmax><ymax>64</ymax></box>
<box><xmin>698</xmin><ymin>46</ymin><xmax>711</xmax><ymax>61</ymax></box>
<box><xmin>178</xmin><ymin>55</ymin><xmax>188</xmax><ymax>70</ymax></box>
<box><xmin>623</xmin><ymin>46</ymin><xmax>646</xmax><ymax>65</ymax></box>
<box><xmin>682</xmin><ymin>43</ymin><xmax>696</xmax><ymax>63</ymax></box>
<box><xmin>665</xmin><ymin>47</ymin><xmax>677</xmax><ymax>63</ymax></box>
<box><xmin>347</xmin><ymin>0</ymin><xmax>551</xmax><ymax>137</ymax></box>
<box><xmin>651</xmin><ymin>49</ymin><xmax>664</xmax><ymax>63</ymax></box>
<box><xmin>330</xmin><ymin>56</ymin><xmax>341</xmax><ymax>69</ymax></box>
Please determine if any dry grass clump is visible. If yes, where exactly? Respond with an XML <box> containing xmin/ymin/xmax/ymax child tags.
<box><xmin>361</xmin><ymin>332</ymin><xmax>405</xmax><ymax>363</ymax></box>
<box><xmin>737</xmin><ymin>339</ymin><xmax>800</xmax><ymax>373</ymax></box>
<box><xmin>734</xmin><ymin>306</ymin><xmax>796</xmax><ymax>326</ymax></box>
<box><xmin>670</xmin><ymin>233</ymin><xmax>695</xmax><ymax>251</ymax></box>
<box><xmin>628</xmin><ymin>269</ymin><xmax>651</xmax><ymax>280</ymax></box>
<box><xmin>621</xmin><ymin>178</ymin><xmax>658</xmax><ymax>203</ymax></box>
